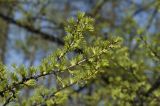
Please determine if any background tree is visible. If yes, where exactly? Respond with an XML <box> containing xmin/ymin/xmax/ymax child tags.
<box><xmin>0</xmin><ymin>0</ymin><xmax>160</xmax><ymax>106</ymax></box>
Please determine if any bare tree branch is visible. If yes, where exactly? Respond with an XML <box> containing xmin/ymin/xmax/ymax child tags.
<box><xmin>0</xmin><ymin>12</ymin><xmax>64</xmax><ymax>45</ymax></box>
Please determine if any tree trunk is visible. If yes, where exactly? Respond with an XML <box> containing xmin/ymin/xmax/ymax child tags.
<box><xmin>0</xmin><ymin>4</ymin><xmax>13</xmax><ymax>63</ymax></box>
